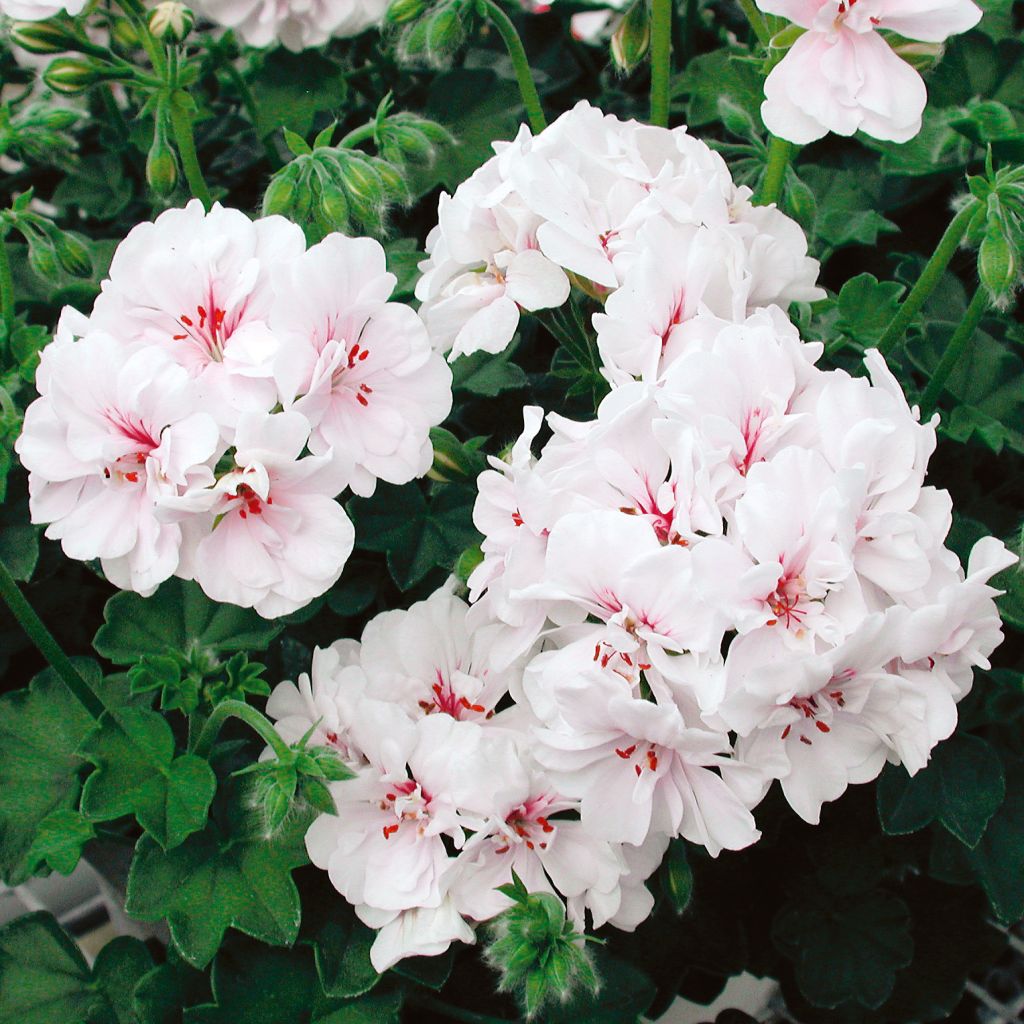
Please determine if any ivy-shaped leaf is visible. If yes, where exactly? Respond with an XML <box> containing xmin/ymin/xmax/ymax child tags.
<box><xmin>183</xmin><ymin>940</ymin><xmax>401</xmax><ymax>1024</ymax></box>
<box><xmin>833</xmin><ymin>274</ymin><xmax>906</xmax><ymax>348</ymax></box>
<box><xmin>79</xmin><ymin>707</ymin><xmax>216</xmax><ymax>850</ymax></box>
<box><xmin>124</xmin><ymin>794</ymin><xmax>311</xmax><ymax>968</ymax></box>
<box><xmin>349</xmin><ymin>482</ymin><xmax>480</xmax><ymax>591</ymax></box>
<box><xmin>0</xmin><ymin>913</ymin><xmax>153</xmax><ymax>1024</ymax></box>
<box><xmin>93</xmin><ymin>578</ymin><xmax>283</xmax><ymax>666</ymax></box>
<box><xmin>451</xmin><ymin>347</ymin><xmax>528</xmax><ymax>396</ymax></box>
<box><xmin>962</xmin><ymin>756</ymin><xmax>1024</xmax><ymax>924</ymax></box>
<box><xmin>24</xmin><ymin>809</ymin><xmax>96</xmax><ymax>876</ymax></box>
<box><xmin>876</xmin><ymin>733</ymin><xmax>1006</xmax><ymax>847</ymax></box>
<box><xmin>773</xmin><ymin>888</ymin><xmax>913</xmax><ymax>1009</ymax></box>
<box><xmin>313</xmin><ymin>916</ymin><xmax>380</xmax><ymax>1000</ymax></box>
<box><xmin>0</xmin><ymin>662</ymin><xmax>97</xmax><ymax>885</ymax></box>
<box><xmin>132</xmin><ymin>948</ymin><xmax>211</xmax><ymax>1024</ymax></box>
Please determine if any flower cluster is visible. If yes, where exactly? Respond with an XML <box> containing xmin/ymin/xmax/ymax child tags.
<box><xmin>416</xmin><ymin>100</ymin><xmax>824</xmax><ymax>363</ymax></box>
<box><xmin>16</xmin><ymin>200</ymin><xmax>451</xmax><ymax>617</ymax></box>
<box><xmin>758</xmin><ymin>0</ymin><xmax>981</xmax><ymax>143</ymax></box>
<box><xmin>267</xmin><ymin>586</ymin><xmax>668</xmax><ymax>972</ymax></box>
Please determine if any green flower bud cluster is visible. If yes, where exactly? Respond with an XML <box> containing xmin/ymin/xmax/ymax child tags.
<box><xmin>427</xmin><ymin>426</ymin><xmax>488</xmax><ymax>483</ymax></box>
<box><xmin>0</xmin><ymin>101</ymin><xmax>81</xmax><ymax>167</ymax></box>
<box><xmin>234</xmin><ymin>723</ymin><xmax>355</xmax><ymax>837</ymax></box>
<box><xmin>2</xmin><ymin>191</ymin><xmax>92</xmax><ymax>281</ymax></box>
<box><xmin>485</xmin><ymin>871</ymin><xmax>601</xmax><ymax>1020</ymax></box>
<box><xmin>967</xmin><ymin>155</ymin><xmax>1024</xmax><ymax>309</ymax></box>
<box><xmin>9</xmin><ymin>17</ymin><xmax>89</xmax><ymax>55</ymax></box>
<box><xmin>387</xmin><ymin>0</ymin><xmax>476</xmax><ymax>67</ymax></box>
<box><xmin>43</xmin><ymin>55</ymin><xmax>124</xmax><ymax>94</ymax></box>
<box><xmin>261</xmin><ymin>103</ymin><xmax>450</xmax><ymax>241</ymax></box>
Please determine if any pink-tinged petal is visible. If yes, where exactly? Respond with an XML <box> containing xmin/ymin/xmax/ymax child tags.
<box><xmin>876</xmin><ymin>0</ymin><xmax>980</xmax><ymax>41</ymax></box>
<box><xmin>504</xmin><ymin>249</ymin><xmax>571</xmax><ymax>311</ymax></box>
<box><xmin>756</xmin><ymin>0</ymin><xmax>825</xmax><ymax>27</ymax></box>
<box><xmin>829</xmin><ymin>29</ymin><xmax>926</xmax><ymax>142</ymax></box>
<box><xmin>761</xmin><ymin>35</ymin><xmax>837</xmax><ymax>144</ymax></box>
<box><xmin>451</xmin><ymin>294</ymin><xmax>522</xmax><ymax>360</ymax></box>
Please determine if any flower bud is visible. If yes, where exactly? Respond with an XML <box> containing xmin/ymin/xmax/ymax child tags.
<box><xmin>43</xmin><ymin>57</ymin><xmax>109</xmax><ymax>95</ymax></box>
<box><xmin>318</xmin><ymin>184</ymin><xmax>350</xmax><ymax>231</ymax></box>
<box><xmin>888</xmin><ymin>37</ymin><xmax>943</xmax><ymax>71</ymax></box>
<box><xmin>110</xmin><ymin>17</ymin><xmax>140</xmax><ymax>49</ymax></box>
<box><xmin>386</xmin><ymin>0</ymin><xmax>426</xmax><ymax>24</ymax></box>
<box><xmin>262</xmin><ymin>168</ymin><xmax>299</xmax><ymax>218</ymax></box>
<box><xmin>485</xmin><ymin>873</ymin><xmax>600</xmax><ymax>1020</ymax></box>
<box><xmin>425</xmin><ymin>3</ymin><xmax>465</xmax><ymax>58</ymax></box>
<box><xmin>147</xmin><ymin>131</ymin><xmax>178</xmax><ymax>197</ymax></box>
<box><xmin>454</xmin><ymin>544</ymin><xmax>483</xmax><ymax>582</ymax></box>
<box><xmin>148</xmin><ymin>1</ymin><xmax>195</xmax><ymax>43</ymax></box>
<box><xmin>52</xmin><ymin>230</ymin><xmax>92</xmax><ymax>277</ymax></box>
<box><xmin>26</xmin><ymin>237</ymin><xmax>59</xmax><ymax>279</ymax></box>
<box><xmin>9</xmin><ymin>20</ymin><xmax>81</xmax><ymax>55</ymax></box>
<box><xmin>979</xmin><ymin>219</ymin><xmax>1016</xmax><ymax>306</ymax></box>
<box><xmin>610</xmin><ymin>0</ymin><xmax>649</xmax><ymax>74</ymax></box>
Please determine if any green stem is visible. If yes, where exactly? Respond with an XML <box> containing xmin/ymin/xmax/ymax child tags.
<box><xmin>737</xmin><ymin>0</ymin><xmax>772</xmax><ymax>44</ymax></box>
<box><xmin>481</xmin><ymin>0</ymin><xmax>546</xmax><ymax>134</ymax></box>
<box><xmin>920</xmin><ymin>286</ymin><xmax>989</xmax><ymax>416</ymax></box>
<box><xmin>877</xmin><ymin>202</ymin><xmax>978</xmax><ymax>357</ymax></box>
<box><xmin>168</xmin><ymin>91</ymin><xmax>213</xmax><ymax>210</ymax></box>
<box><xmin>192</xmin><ymin>699</ymin><xmax>291</xmax><ymax>759</ymax></box>
<box><xmin>757</xmin><ymin>135</ymin><xmax>791</xmax><ymax>206</ymax></box>
<box><xmin>338</xmin><ymin>121</ymin><xmax>376</xmax><ymax>149</ymax></box>
<box><xmin>0</xmin><ymin>234</ymin><xmax>14</xmax><ymax>340</ymax></box>
<box><xmin>0</xmin><ymin>558</ymin><xmax>105</xmax><ymax>720</ymax></box>
<box><xmin>650</xmin><ymin>0</ymin><xmax>673</xmax><ymax>127</ymax></box>
<box><xmin>406</xmin><ymin>992</ymin><xmax>514</xmax><ymax>1024</ymax></box>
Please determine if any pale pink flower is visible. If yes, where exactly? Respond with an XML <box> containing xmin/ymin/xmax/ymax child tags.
<box><xmin>90</xmin><ymin>200</ymin><xmax>306</xmax><ymax>434</ymax></box>
<box><xmin>273</xmin><ymin>234</ymin><xmax>452</xmax><ymax>496</ymax></box>
<box><xmin>758</xmin><ymin>0</ymin><xmax>981</xmax><ymax>143</ymax></box>
<box><xmin>16</xmin><ymin>326</ymin><xmax>218</xmax><ymax>595</ymax></box>
<box><xmin>188</xmin><ymin>410</ymin><xmax>354</xmax><ymax>618</ymax></box>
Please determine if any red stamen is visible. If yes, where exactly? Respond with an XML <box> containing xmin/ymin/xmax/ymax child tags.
<box><xmin>382</xmin><ymin>824</ymin><xmax>400</xmax><ymax>839</ymax></box>
<box><xmin>615</xmin><ymin>745</ymin><xmax>637</xmax><ymax>759</ymax></box>
<box><xmin>816</xmin><ymin>721</ymin><xmax>831</xmax><ymax>733</ymax></box>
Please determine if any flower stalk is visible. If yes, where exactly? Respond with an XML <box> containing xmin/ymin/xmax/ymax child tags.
<box><xmin>877</xmin><ymin>201</ymin><xmax>978</xmax><ymax>356</ymax></box>
<box><xmin>481</xmin><ymin>0</ymin><xmax>546</xmax><ymax>134</ymax></box>
<box><xmin>649</xmin><ymin>0</ymin><xmax>673</xmax><ymax>127</ymax></box>
<box><xmin>757</xmin><ymin>135</ymin><xmax>791</xmax><ymax>206</ymax></box>
<box><xmin>0</xmin><ymin>558</ymin><xmax>106</xmax><ymax>720</ymax></box>
<box><xmin>0</xmin><ymin>232</ymin><xmax>14</xmax><ymax>340</ymax></box>
<box><xmin>192</xmin><ymin>697</ymin><xmax>292</xmax><ymax>759</ymax></box>
<box><xmin>920</xmin><ymin>285</ymin><xmax>989</xmax><ymax>416</ymax></box>
<box><xmin>168</xmin><ymin>89</ymin><xmax>213</xmax><ymax>209</ymax></box>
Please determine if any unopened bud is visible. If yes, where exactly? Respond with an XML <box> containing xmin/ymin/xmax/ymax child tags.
<box><xmin>610</xmin><ymin>0</ymin><xmax>649</xmax><ymax>73</ymax></box>
<box><xmin>53</xmin><ymin>230</ymin><xmax>91</xmax><ymax>277</ymax></box>
<box><xmin>386</xmin><ymin>0</ymin><xmax>426</xmax><ymax>24</ymax></box>
<box><xmin>318</xmin><ymin>186</ymin><xmax>350</xmax><ymax>230</ymax></box>
<box><xmin>43</xmin><ymin>57</ymin><xmax>109</xmax><ymax>95</ymax></box>
<box><xmin>148</xmin><ymin>1</ymin><xmax>195</xmax><ymax>43</ymax></box>
<box><xmin>979</xmin><ymin>219</ymin><xmax>1016</xmax><ymax>305</ymax></box>
<box><xmin>889</xmin><ymin>37</ymin><xmax>943</xmax><ymax>70</ymax></box>
<box><xmin>27</xmin><ymin>238</ymin><xmax>59</xmax><ymax>279</ymax></box>
<box><xmin>425</xmin><ymin>2</ymin><xmax>465</xmax><ymax>58</ymax></box>
<box><xmin>9</xmin><ymin>19</ymin><xmax>81</xmax><ymax>55</ymax></box>
<box><xmin>147</xmin><ymin>132</ymin><xmax>178</xmax><ymax>197</ymax></box>
<box><xmin>454</xmin><ymin>544</ymin><xmax>483</xmax><ymax>583</ymax></box>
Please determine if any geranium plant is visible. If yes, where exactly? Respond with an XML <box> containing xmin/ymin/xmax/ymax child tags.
<box><xmin>0</xmin><ymin>0</ymin><xmax>1022</xmax><ymax>1018</ymax></box>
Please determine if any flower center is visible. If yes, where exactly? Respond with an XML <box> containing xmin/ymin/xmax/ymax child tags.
<box><xmin>378</xmin><ymin>778</ymin><xmax>431</xmax><ymax>839</ymax></box>
<box><xmin>615</xmin><ymin>740</ymin><xmax>662</xmax><ymax>777</ymax></box>
<box><xmin>172</xmin><ymin>301</ymin><xmax>235</xmax><ymax>363</ymax></box>
<box><xmin>781</xmin><ymin>669</ymin><xmax>855</xmax><ymax>743</ymax></box>
<box><xmin>225</xmin><ymin>482</ymin><xmax>270</xmax><ymax>519</ymax></box>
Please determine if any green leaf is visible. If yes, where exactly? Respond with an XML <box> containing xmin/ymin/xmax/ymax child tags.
<box><xmin>132</xmin><ymin>948</ymin><xmax>211</xmax><ymax>1024</ymax></box>
<box><xmin>451</xmin><ymin>347</ymin><xmax>529</xmax><ymax>396</ymax></box>
<box><xmin>79</xmin><ymin>707</ymin><xmax>216</xmax><ymax>849</ymax></box>
<box><xmin>0</xmin><ymin>663</ymin><xmax>97</xmax><ymax>885</ymax></box>
<box><xmin>51</xmin><ymin>153</ymin><xmax>132</xmax><ymax>220</ymax></box>
<box><xmin>773</xmin><ymin>888</ymin><xmax>913</xmax><ymax>1009</ymax></box>
<box><xmin>325</xmin><ymin>559</ymin><xmax>379</xmax><ymax>618</ymax></box>
<box><xmin>313</xmin><ymin>916</ymin><xmax>380</xmax><ymax>999</ymax></box>
<box><xmin>93</xmin><ymin>578</ymin><xmax>283</xmax><ymax>665</ymax></box>
<box><xmin>0</xmin><ymin>912</ymin><xmax>93</xmax><ymax>1024</ymax></box>
<box><xmin>349</xmin><ymin>482</ymin><xmax>480</xmax><ymax>591</ymax></box>
<box><xmin>24</xmin><ymin>809</ymin><xmax>95</xmax><ymax>876</ymax></box>
<box><xmin>0</xmin><ymin>913</ymin><xmax>153</xmax><ymax>1024</ymax></box>
<box><xmin>833</xmin><ymin>274</ymin><xmax>906</xmax><ymax>347</ymax></box>
<box><xmin>962</xmin><ymin>756</ymin><xmax>1024</xmax><ymax>924</ymax></box>
<box><xmin>249</xmin><ymin>50</ymin><xmax>348</xmax><ymax>139</ymax></box>
<box><xmin>183</xmin><ymin>941</ymin><xmax>401</xmax><ymax>1024</ymax></box>
<box><xmin>661</xmin><ymin>839</ymin><xmax>694</xmax><ymax>915</ymax></box>
<box><xmin>876</xmin><ymin>733</ymin><xmax>1006</xmax><ymax>847</ymax></box>
<box><xmin>124</xmin><ymin>796</ymin><xmax>310</xmax><ymax>968</ymax></box>
<box><xmin>90</xmin><ymin>937</ymin><xmax>157</xmax><ymax>1024</ymax></box>
<box><xmin>0</xmin><ymin>524</ymin><xmax>39</xmax><ymax>582</ymax></box>
<box><xmin>391</xmin><ymin>948</ymin><xmax>455</xmax><ymax>991</ymax></box>
<box><xmin>675</xmin><ymin>49</ymin><xmax>765</xmax><ymax>129</ymax></box>
<box><xmin>800</xmin><ymin>165</ymin><xmax>900</xmax><ymax>250</ymax></box>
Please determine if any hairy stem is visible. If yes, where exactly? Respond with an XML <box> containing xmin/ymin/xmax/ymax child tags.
<box><xmin>192</xmin><ymin>698</ymin><xmax>291</xmax><ymax>759</ymax></box>
<box><xmin>737</xmin><ymin>0</ymin><xmax>772</xmax><ymax>44</ymax></box>
<box><xmin>0</xmin><ymin>558</ymin><xmax>106</xmax><ymax>720</ymax></box>
<box><xmin>650</xmin><ymin>0</ymin><xmax>673</xmax><ymax>127</ymax></box>
<box><xmin>920</xmin><ymin>286</ymin><xmax>989</xmax><ymax>416</ymax></box>
<box><xmin>757</xmin><ymin>135</ymin><xmax>791</xmax><ymax>206</ymax></box>
<box><xmin>338</xmin><ymin>121</ymin><xmax>377</xmax><ymax>149</ymax></box>
<box><xmin>482</xmin><ymin>0</ymin><xmax>546</xmax><ymax>134</ymax></box>
<box><xmin>877</xmin><ymin>202</ymin><xmax>978</xmax><ymax>356</ymax></box>
<box><xmin>0</xmin><ymin>234</ymin><xmax>14</xmax><ymax>341</ymax></box>
<box><xmin>169</xmin><ymin>91</ymin><xmax>213</xmax><ymax>209</ymax></box>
